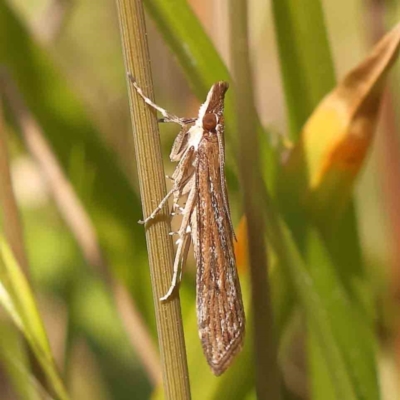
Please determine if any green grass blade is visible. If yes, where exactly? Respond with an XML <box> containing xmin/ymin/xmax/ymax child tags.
<box><xmin>0</xmin><ymin>323</ymin><xmax>48</xmax><ymax>400</ymax></box>
<box><xmin>271</xmin><ymin>2</ymin><xmax>375</xmax><ymax>397</ymax></box>
<box><xmin>263</xmin><ymin>194</ymin><xmax>379</xmax><ymax>400</ymax></box>
<box><xmin>144</xmin><ymin>0</ymin><xmax>230</xmax><ymax>97</ymax></box>
<box><xmin>0</xmin><ymin>237</ymin><xmax>69</xmax><ymax>400</ymax></box>
<box><xmin>271</xmin><ymin>0</ymin><xmax>363</xmax><ymax>293</ymax></box>
<box><xmin>271</xmin><ymin>0</ymin><xmax>335</xmax><ymax>138</ymax></box>
<box><xmin>144</xmin><ymin>0</ymin><xmax>276</xmax><ymax>181</ymax></box>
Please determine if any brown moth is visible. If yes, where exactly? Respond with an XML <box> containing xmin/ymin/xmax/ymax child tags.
<box><xmin>129</xmin><ymin>74</ymin><xmax>245</xmax><ymax>375</ymax></box>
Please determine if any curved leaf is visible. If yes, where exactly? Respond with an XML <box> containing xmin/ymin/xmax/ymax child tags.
<box><xmin>0</xmin><ymin>323</ymin><xmax>47</xmax><ymax>400</ymax></box>
<box><xmin>262</xmin><ymin>192</ymin><xmax>379</xmax><ymax>400</ymax></box>
<box><xmin>0</xmin><ymin>237</ymin><xmax>69</xmax><ymax>400</ymax></box>
<box><xmin>282</xmin><ymin>22</ymin><xmax>400</xmax><ymax>232</ymax></box>
<box><xmin>271</xmin><ymin>0</ymin><xmax>336</xmax><ymax>138</ymax></box>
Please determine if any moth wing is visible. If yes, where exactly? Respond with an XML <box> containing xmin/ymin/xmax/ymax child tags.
<box><xmin>195</xmin><ymin>138</ymin><xmax>245</xmax><ymax>375</ymax></box>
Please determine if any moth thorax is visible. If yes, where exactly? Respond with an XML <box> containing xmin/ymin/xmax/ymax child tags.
<box><xmin>202</xmin><ymin>113</ymin><xmax>217</xmax><ymax>132</ymax></box>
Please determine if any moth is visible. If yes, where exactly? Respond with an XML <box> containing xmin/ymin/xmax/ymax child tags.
<box><xmin>129</xmin><ymin>74</ymin><xmax>245</xmax><ymax>375</ymax></box>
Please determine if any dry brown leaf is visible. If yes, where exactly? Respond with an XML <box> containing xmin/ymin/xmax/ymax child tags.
<box><xmin>280</xmin><ymin>23</ymin><xmax>400</xmax><ymax>231</ymax></box>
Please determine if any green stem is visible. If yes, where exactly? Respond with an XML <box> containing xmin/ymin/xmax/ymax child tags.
<box><xmin>115</xmin><ymin>0</ymin><xmax>191</xmax><ymax>398</ymax></box>
<box><xmin>229</xmin><ymin>1</ymin><xmax>281</xmax><ymax>398</ymax></box>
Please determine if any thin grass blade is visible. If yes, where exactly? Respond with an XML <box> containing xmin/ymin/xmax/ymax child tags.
<box><xmin>0</xmin><ymin>237</ymin><xmax>69</xmax><ymax>400</ymax></box>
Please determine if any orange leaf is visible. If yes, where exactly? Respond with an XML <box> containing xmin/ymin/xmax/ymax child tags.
<box><xmin>234</xmin><ymin>216</ymin><xmax>248</xmax><ymax>274</ymax></box>
<box><xmin>280</xmin><ymin>23</ymin><xmax>400</xmax><ymax>231</ymax></box>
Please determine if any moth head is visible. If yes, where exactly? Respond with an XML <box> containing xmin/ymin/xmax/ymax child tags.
<box><xmin>214</xmin><ymin>81</ymin><xmax>229</xmax><ymax>95</ymax></box>
<box><xmin>198</xmin><ymin>81</ymin><xmax>229</xmax><ymax>122</ymax></box>
<box><xmin>201</xmin><ymin>81</ymin><xmax>229</xmax><ymax>132</ymax></box>
<box><xmin>208</xmin><ymin>82</ymin><xmax>229</xmax><ymax>112</ymax></box>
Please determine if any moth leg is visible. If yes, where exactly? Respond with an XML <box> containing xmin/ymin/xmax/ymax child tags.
<box><xmin>140</xmin><ymin>145</ymin><xmax>194</xmax><ymax>223</ymax></box>
<box><xmin>128</xmin><ymin>73</ymin><xmax>195</xmax><ymax>126</ymax></box>
<box><xmin>160</xmin><ymin>179</ymin><xmax>196</xmax><ymax>301</ymax></box>
<box><xmin>189</xmin><ymin>207</ymin><xmax>198</xmax><ymax>265</ymax></box>
<box><xmin>171</xmin><ymin>146</ymin><xmax>195</xmax><ymax>187</ymax></box>
<box><xmin>159</xmin><ymin>117</ymin><xmax>197</xmax><ymax>125</ymax></box>
<box><xmin>170</xmin><ymin>146</ymin><xmax>195</xmax><ymax>211</ymax></box>
<box><xmin>179</xmin><ymin>225</ymin><xmax>193</xmax><ymax>283</ymax></box>
<box><xmin>171</xmin><ymin>203</ymin><xmax>184</xmax><ymax>216</ymax></box>
<box><xmin>160</xmin><ymin>233</ymin><xmax>191</xmax><ymax>302</ymax></box>
<box><xmin>138</xmin><ymin>187</ymin><xmax>176</xmax><ymax>224</ymax></box>
<box><xmin>178</xmin><ymin>233</ymin><xmax>191</xmax><ymax>287</ymax></box>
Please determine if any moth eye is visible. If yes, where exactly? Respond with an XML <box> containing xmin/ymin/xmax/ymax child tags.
<box><xmin>202</xmin><ymin>113</ymin><xmax>217</xmax><ymax>131</ymax></box>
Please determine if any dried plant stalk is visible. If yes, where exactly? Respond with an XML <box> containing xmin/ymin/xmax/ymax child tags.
<box><xmin>115</xmin><ymin>0</ymin><xmax>191</xmax><ymax>398</ymax></box>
